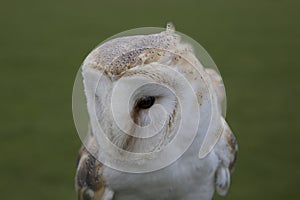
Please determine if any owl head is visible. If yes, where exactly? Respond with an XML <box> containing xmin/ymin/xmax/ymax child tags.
<box><xmin>77</xmin><ymin>24</ymin><xmax>226</xmax><ymax>173</ymax></box>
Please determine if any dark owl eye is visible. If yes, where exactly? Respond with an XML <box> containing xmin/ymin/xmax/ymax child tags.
<box><xmin>137</xmin><ymin>96</ymin><xmax>155</xmax><ymax>109</ymax></box>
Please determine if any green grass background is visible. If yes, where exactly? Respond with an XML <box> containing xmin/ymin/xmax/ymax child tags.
<box><xmin>1</xmin><ymin>0</ymin><xmax>299</xmax><ymax>199</ymax></box>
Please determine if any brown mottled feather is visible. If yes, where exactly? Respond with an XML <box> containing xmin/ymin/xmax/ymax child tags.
<box><xmin>226</xmin><ymin>131</ymin><xmax>238</xmax><ymax>173</ymax></box>
<box><xmin>75</xmin><ymin>126</ymin><xmax>113</xmax><ymax>200</ymax></box>
<box><xmin>75</xmin><ymin>146</ymin><xmax>106</xmax><ymax>200</ymax></box>
<box><xmin>214</xmin><ymin>118</ymin><xmax>238</xmax><ymax>196</ymax></box>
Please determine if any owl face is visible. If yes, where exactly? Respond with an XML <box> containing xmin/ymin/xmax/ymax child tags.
<box><xmin>83</xmin><ymin>61</ymin><xmax>200</xmax><ymax>154</ymax></box>
<box><xmin>78</xmin><ymin>24</ymin><xmax>225</xmax><ymax>172</ymax></box>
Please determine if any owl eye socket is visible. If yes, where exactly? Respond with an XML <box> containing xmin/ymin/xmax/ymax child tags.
<box><xmin>136</xmin><ymin>96</ymin><xmax>155</xmax><ymax>109</ymax></box>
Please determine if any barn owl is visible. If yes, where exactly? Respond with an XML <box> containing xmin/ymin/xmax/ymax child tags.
<box><xmin>74</xmin><ymin>23</ymin><xmax>237</xmax><ymax>200</ymax></box>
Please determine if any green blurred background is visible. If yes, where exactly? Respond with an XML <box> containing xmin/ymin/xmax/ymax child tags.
<box><xmin>1</xmin><ymin>0</ymin><xmax>299</xmax><ymax>199</ymax></box>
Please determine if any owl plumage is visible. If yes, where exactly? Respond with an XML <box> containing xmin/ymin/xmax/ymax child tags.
<box><xmin>75</xmin><ymin>24</ymin><xmax>237</xmax><ymax>200</ymax></box>
<box><xmin>75</xmin><ymin>121</ymin><xmax>237</xmax><ymax>200</ymax></box>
